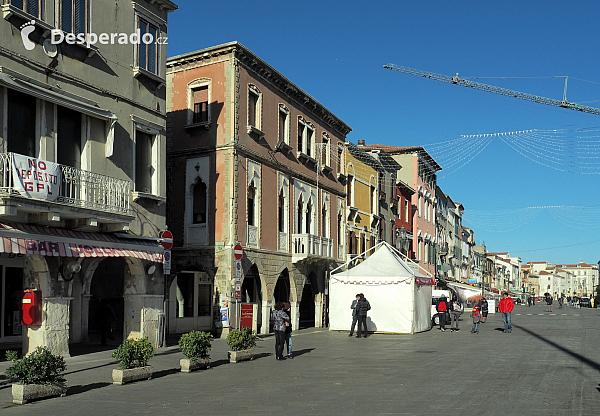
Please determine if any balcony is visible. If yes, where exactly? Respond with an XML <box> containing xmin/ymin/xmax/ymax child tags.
<box><xmin>0</xmin><ymin>153</ymin><xmax>132</xmax><ymax>229</ymax></box>
<box><xmin>292</xmin><ymin>234</ymin><xmax>333</xmax><ymax>263</ymax></box>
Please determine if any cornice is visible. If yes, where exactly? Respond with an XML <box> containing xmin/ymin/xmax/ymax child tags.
<box><xmin>167</xmin><ymin>42</ymin><xmax>352</xmax><ymax>137</ymax></box>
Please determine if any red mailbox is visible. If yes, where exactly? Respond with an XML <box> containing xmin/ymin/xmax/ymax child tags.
<box><xmin>21</xmin><ymin>289</ymin><xmax>42</xmax><ymax>326</ymax></box>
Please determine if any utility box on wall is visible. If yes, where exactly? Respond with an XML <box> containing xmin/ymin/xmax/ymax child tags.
<box><xmin>21</xmin><ymin>289</ymin><xmax>42</xmax><ymax>326</ymax></box>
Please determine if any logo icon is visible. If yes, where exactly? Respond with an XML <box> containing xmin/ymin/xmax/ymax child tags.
<box><xmin>20</xmin><ymin>20</ymin><xmax>36</xmax><ymax>51</ymax></box>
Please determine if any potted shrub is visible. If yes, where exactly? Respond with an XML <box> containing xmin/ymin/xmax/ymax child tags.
<box><xmin>178</xmin><ymin>331</ymin><xmax>214</xmax><ymax>372</ymax></box>
<box><xmin>111</xmin><ymin>337</ymin><xmax>154</xmax><ymax>385</ymax></box>
<box><xmin>5</xmin><ymin>346</ymin><xmax>67</xmax><ymax>404</ymax></box>
<box><xmin>226</xmin><ymin>327</ymin><xmax>257</xmax><ymax>363</ymax></box>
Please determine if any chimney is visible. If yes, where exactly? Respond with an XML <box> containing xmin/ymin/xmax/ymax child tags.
<box><xmin>357</xmin><ymin>139</ymin><xmax>365</xmax><ymax>146</ymax></box>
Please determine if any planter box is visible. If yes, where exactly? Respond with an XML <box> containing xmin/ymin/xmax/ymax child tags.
<box><xmin>228</xmin><ymin>349</ymin><xmax>254</xmax><ymax>363</ymax></box>
<box><xmin>180</xmin><ymin>357</ymin><xmax>210</xmax><ymax>373</ymax></box>
<box><xmin>112</xmin><ymin>365</ymin><xmax>153</xmax><ymax>385</ymax></box>
<box><xmin>12</xmin><ymin>383</ymin><xmax>67</xmax><ymax>404</ymax></box>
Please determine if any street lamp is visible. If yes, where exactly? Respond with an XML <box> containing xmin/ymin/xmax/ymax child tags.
<box><xmin>397</xmin><ymin>225</ymin><xmax>409</xmax><ymax>256</ymax></box>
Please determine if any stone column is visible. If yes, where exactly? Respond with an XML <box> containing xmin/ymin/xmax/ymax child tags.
<box><xmin>24</xmin><ymin>297</ymin><xmax>72</xmax><ymax>357</ymax></box>
<box><xmin>80</xmin><ymin>294</ymin><xmax>92</xmax><ymax>342</ymax></box>
<box><xmin>123</xmin><ymin>294</ymin><xmax>163</xmax><ymax>346</ymax></box>
<box><xmin>290</xmin><ymin>301</ymin><xmax>299</xmax><ymax>331</ymax></box>
<box><xmin>260</xmin><ymin>300</ymin><xmax>270</xmax><ymax>335</ymax></box>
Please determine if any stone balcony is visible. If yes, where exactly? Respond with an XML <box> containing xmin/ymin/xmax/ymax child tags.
<box><xmin>0</xmin><ymin>152</ymin><xmax>133</xmax><ymax>230</ymax></box>
<box><xmin>292</xmin><ymin>233</ymin><xmax>334</xmax><ymax>264</ymax></box>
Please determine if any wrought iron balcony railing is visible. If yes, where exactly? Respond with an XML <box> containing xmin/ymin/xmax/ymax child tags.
<box><xmin>0</xmin><ymin>152</ymin><xmax>131</xmax><ymax>215</ymax></box>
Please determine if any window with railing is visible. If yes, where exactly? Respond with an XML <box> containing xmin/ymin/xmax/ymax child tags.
<box><xmin>193</xmin><ymin>86</ymin><xmax>209</xmax><ymax>124</ymax></box>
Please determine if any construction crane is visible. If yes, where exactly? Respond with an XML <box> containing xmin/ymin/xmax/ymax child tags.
<box><xmin>383</xmin><ymin>64</ymin><xmax>600</xmax><ymax>116</ymax></box>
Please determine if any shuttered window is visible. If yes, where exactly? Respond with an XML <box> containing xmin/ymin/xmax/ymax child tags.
<box><xmin>135</xmin><ymin>131</ymin><xmax>153</xmax><ymax>193</ymax></box>
<box><xmin>193</xmin><ymin>86</ymin><xmax>209</xmax><ymax>124</ymax></box>
<box><xmin>7</xmin><ymin>89</ymin><xmax>36</xmax><ymax>157</ymax></box>
<box><xmin>60</xmin><ymin>0</ymin><xmax>88</xmax><ymax>35</ymax></box>
<box><xmin>10</xmin><ymin>0</ymin><xmax>43</xmax><ymax>18</ymax></box>
<box><xmin>138</xmin><ymin>17</ymin><xmax>159</xmax><ymax>75</ymax></box>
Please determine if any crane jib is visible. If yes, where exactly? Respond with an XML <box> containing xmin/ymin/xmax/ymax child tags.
<box><xmin>383</xmin><ymin>64</ymin><xmax>600</xmax><ymax>116</ymax></box>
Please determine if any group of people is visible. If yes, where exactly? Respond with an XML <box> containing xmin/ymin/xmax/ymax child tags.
<box><xmin>436</xmin><ymin>291</ymin><xmax>515</xmax><ymax>334</ymax></box>
<box><xmin>348</xmin><ymin>293</ymin><xmax>371</xmax><ymax>338</ymax></box>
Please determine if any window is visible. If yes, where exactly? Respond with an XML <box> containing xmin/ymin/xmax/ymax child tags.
<box><xmin>192</xmin><ymin>86</ymin><xmax>209</xmax><ymax>124</ymax></box>
<box><xmin>305</xmin><ymin>200</ymin><xmax>312</xmax><ymax>234</ymax></box>
<box><xmin>297</xmin><ymin>196</ymin><xmax>304</xmax><ymax>233</ymax></box>
<box><xmin>405</xmin><ymin>199</ymin><xmax>410</xmax><ymax>222</ymax></box>
<box><xmin>7</xmin><ymin>89</ymin><xmax>36</xmax><ymax>157</ymax></box>
<box><xmin>278</xmin><ymin>190</ymin><xmax>285</xmax><ymax>233</ymax></box>
<box><xmin>278</xmin><ymin>105</ymin><xmax>289</xmax><ymax>145</ymax></box>
<box><xmin>247</xmin><ymin>182</ymin><xmax>256</xmax><ymax>226</ymax></box>
<box><xmin>135</xmin><ymin>130</ymin><xmax>153</xmax><ymax>193</ymax></box>
<box><xmin>60</xmin><ymin>0</ymin><xmax>89</xmax><ymax>35</ymax></box>
<box><xmin>321</xmin><ymin>133</ymin><xmax>330</xmax><ymax>166</ymax></box>
<box><xmin>370</xmin><ymin>185</ymin><xmax>375</xmax><ymax>213</ymax></box>
<box><xmin>337</xmin><ymin>144</ymin><xmax>344</xmax><ymax>172</ymax></box>
<box><xmin>192</xmin><ymin>178</ymin><xmax>207</xmax><ymax>224</ymax></box>
<box><xmin>10</xmin><ymin>0</ymin><xmax>43</xmax><ymax>19</ymax></box>
<box><xmin>338</xmin><ymin>213</ymin><xmax>343</xmax><ymax>245</ymax></box>
<box><xmin>137</xmin><ymin>16</ymin><xmax>158</xmax><ymax>75</ymax></box>
<box><xmin>248</xmin><ymin>85</ymin><xmax>261</xmax><ymax>130</ymax></box>
<box><xmin>347</xmin><ymin>175</ymin><xmax>354</xmax><ymax>206</ymax></box>
<box><xmin>321</xmin><ymin>204</ymin><xmax>329</xmax><ymax>238</ymax></box>
<box><xmin>174</xmin><ymin>272</ymin><xmax>212</xmax><ymax>318</ymax></box>
<box><xmin>57</xmin><ymin>106</ymin><xmax>82</xmax><ymax>169</ymax></box>
<box><xmin>297</xmin><ymin>117</ymin><xmax>314</xmax><ymax>157</ymax></box>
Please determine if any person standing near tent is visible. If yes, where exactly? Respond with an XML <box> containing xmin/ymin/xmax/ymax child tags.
<box><xmin>355</xmin><ymin>293</ymin><xmax>371</xmax><ymax>338</ymax></box>
<box><xmin>348</xmin><ymin>294</ymin><xmax>360</xmax><ymax>337</ymax></box>
<box><xmin>449</xmin><ymin>296</ymin><xmax>462</xmax><ymax>332</ymax></box>
<box><xmin>499</xmin><ymin>292</ymin><xmax>514</xmax><ymax>333</ymax></box>
<box><xmin>436</xmin><ymin>295</ymin><xmax>449</xmax><ymax>332</ymax></box>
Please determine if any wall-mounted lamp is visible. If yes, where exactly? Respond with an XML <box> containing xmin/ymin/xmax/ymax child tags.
<box><xmin>59</xmin><ymin>259</ymin><xmax>82</xmax><ymax>282</ymax></box>
<box><xmin>147</xmin><ymin>264</ymin><xmax>156</xmax><ymax>275</ymax></box>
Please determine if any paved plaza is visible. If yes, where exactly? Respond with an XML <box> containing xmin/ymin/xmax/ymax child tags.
<box><xmin>1</xmin><ymin>303</ymin><xmax>600</xmax><ymax>415</ymax></box>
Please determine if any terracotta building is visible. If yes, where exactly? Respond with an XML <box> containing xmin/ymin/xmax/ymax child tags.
<box><xmin>166</xmin><ymin>42</ymin><xmax>351</xmax><ymax>335</ymax></box>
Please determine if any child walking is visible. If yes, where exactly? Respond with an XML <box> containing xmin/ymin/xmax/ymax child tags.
<box><xmin>471</xmin><ymin>304</ymin><xmax>482</xmax><ymax>334</ymax></box>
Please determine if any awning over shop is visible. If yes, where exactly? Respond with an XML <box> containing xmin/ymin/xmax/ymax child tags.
<box><xmin>0</xmin><ymin>221</ymin><xmax>163</xmax><ymax>262</ymax></box>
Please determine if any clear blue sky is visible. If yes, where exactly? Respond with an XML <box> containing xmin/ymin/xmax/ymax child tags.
<box><xmin>167</xmin><ymin>1</ymin><xmax>600</xmax><ymax>266</ymax></box>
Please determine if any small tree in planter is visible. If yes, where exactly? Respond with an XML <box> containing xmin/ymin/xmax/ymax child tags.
<box><xmin>5</xmin><ymin>346</ymin><xmax>67</xmax><ymax>404</ymax></box>
<box><xmin>111</xmin><ymin>337</ymin><xmax>154</xmax><ymax>385</ymax></box>
<box><xmin>226</xmin><ymin>327</ymin><xmax>257</xmax><ymax>363</ymax></box>
<box><xmin>178</xmin><ymin>331</ymin><xmax>214</xmax><ymax>372</ymax></box>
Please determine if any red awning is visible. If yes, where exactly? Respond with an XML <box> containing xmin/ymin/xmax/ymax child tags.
<box><xmin>0</xmin><ymin>221</ymin><xmax>163</xmax><ymax>262</ymax></box>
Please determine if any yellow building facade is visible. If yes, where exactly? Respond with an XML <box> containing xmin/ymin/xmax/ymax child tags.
<box><xmin>345</xmin><ymin>145</ymin><xmax>380</xmax><ymax>258</ymax></box>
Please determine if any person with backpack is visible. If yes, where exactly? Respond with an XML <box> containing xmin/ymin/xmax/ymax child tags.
<box><xmin>348</xmin><ymin>294</ymin><xmax>360</xmax><ymax>337</ymax></box>
<box><xmin>355</xmin><ymin>293</ymin><xmax>371</xmax><ymax>338</ymax></box>
<box><xmin>436</xmin><ymin>295</ymin><xmax>449</xmax><ymax>332</ymax></box>
<box><xmin>470</xmin><ymin>304</ymin><xmax>482</xmax><ymax>334</ymax></box>
<box><xmin>498</xmin><ymin>292</ymin><xmax>515</xmax><ymax>333</ymax></box>
<box><xmin>449</xmin><ymin>296</ymin><xmax>462</xmax><ymax>332</ymax></box>
<box><xmin>546</xmin><ymin>295</ymin><xmax>553</xmax><ymax>312</ymax></box>
<box><xmin>479</xmin><ymin>298</ymin><xmax>489</xmax><ymax>323</ymax></box>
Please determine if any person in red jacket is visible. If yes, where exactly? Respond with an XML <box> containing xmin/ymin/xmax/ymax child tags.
<box><xmin>436</xmin><ymin>295</ymin><xmax>449</xmax><ymax>332</ymax></box>
<box><xmin>498</xmin><ymin>292</ymin><xmax>514</xmax><ymax>333</ymax></box>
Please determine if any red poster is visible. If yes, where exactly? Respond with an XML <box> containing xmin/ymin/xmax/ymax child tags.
<box><xmin>240</xmin><ymin>304</ymin><xmax>254</xmax><ymax>329</ymax></box>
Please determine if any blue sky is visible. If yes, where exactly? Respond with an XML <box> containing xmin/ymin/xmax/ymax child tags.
<box><xmin>167</xmin><ymin>1</ymin><xmax>600</xmax><ymax>266</ymax></box>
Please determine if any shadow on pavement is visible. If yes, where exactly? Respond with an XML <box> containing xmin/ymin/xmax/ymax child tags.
<box><xmin>514</xmin><ymin>324</ymin><xmax>600</xmax><ymax>372</ymax></box>
<box><xmin>68</xmin><ymin>382</ymin><xmax>112</xmax><ymax>396</ymax></box>
<box><xmin>64</xmin><ymin>361</ymin><xmax>116</xmax><ymax>376</ymax></box>
<box><xmin>209</xmin><ymin>359</ymin><xmax>230</xmax><ymax>369</ymax></box>
<box><xmin>252</xmin><ymin>352</ymin><xmax>274</xmax><ymax>360</ymax></box>
<box><xmin>151</xmin><ymin>368</ymin><xmax>180</xmax><ymax>380</ymax></box>
<box><xmin>289</xmin><ymin>348</ymin><xmax>314</xmax><ymax>358</ymax></box>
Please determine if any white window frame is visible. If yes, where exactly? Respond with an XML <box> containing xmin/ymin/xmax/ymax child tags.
<box><xmin>278</xmin><ymin>104</ymin><xmax>290</xmax><ymax>145</ymax></box>
<box><xmin>186</xmin><ymin>79</ymin><xmax>211</xmax><ymax>127</ymax></box>
<box><xmin>132</xmin><ymin>3</ymin><xmax>165</xmax><ymax>83</ymax></box>
<box><xmin>297</xmin><ymin>117</ymin><xmax>315</xmax><ymax>158</ymax></box>
<box><xmin>321</xmin><ymin>132</ymin><xmax>331</xmax><ymax>167</ymax></box>
<box><xmin>131</xmin><ymin>115</ymin><xmax>164</xmax><ymax>203</ymax></box>
<box><xmin>247</xmin><ymin>84</ymin><xmax>262</xmax><ymax>134</ymax></box>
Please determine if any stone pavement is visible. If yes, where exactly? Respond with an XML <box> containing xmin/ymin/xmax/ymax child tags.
<box><xmin>1</xmin><ymin>303</ymin><xmax>600</xmax><ymax>415</ymax></box>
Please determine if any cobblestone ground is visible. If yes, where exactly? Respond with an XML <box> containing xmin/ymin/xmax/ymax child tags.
<box><xmin>1</xmin><ymin>303</ymin><xmax>600</xmax><ymax>415</ymax></box>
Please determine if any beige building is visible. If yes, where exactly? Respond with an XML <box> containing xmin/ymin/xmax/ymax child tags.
<box><xmin>166</xmin><ymin>42</ymin><xmax>350</xmax><ymax>334</ymax></box>
<box><xmin>0</xmin><ymin>0</ymin><xmax>177</xmax><ymax>355</ymax></box>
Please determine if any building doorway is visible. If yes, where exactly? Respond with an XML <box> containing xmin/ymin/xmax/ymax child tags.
<box><xmin>274</xmin><ymin>269</ymin><xmax>290</xmax><ymax>303</ymax></box>
<box><xmin>241</xmin><ymin>264</ymin><xmax>262</xmax><ymax>333</ymax></box>
<box><xmin>299</xmin><ymin>272</ymin><xmax>316</xmax><ymax>328</ymax></box>
<box><xmin>88</xmin><ymin>258</ymin><xmax>125</xmax><ymax>346</ymax></box>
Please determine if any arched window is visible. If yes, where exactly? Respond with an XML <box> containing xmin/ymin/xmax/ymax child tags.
<box><xmin>278</xmin><ymin>189</ymin><xmax>285</xmax><ymax>232</ymax></box>
<box><xmin>247</xmin><ymin>182</ymin><xmax>256</xmax><ymax>226</ymax></box>
<box><xmin>306</xmin><ymin>200</ymin><xmax>313</xmax><ymax>234</ymax></box>
<box><xmin>297</xmin><ymin>196</ymin><xmax>304</xmax><ymax>233</ymax></box>
<box><xmin>321</xmin><ymin>204</ymin><xmax>328</xmax><ymax>237</ymax></box>
<box><xmin>192</xmin><ymin>178</ymin><xmax>207</xmax><ymax>224</ymax></box>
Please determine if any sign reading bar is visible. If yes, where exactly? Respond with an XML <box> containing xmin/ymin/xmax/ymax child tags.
<box><xmin>12</xmin><ymin>154</ymin><xmax>61</xmax><ymax>201</ymax></box>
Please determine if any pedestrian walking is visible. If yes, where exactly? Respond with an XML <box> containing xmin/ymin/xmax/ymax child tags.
<box><xmin>527</xmin><ymin>296</ymin><xmax>532</xmax><ymax>307</ymax></box>
<box><xmin>470</xmin><ymin>304</ymin><xmax>482</xmax><ymax>334</ymax></box>
<box><xmin>436</xmin><ymin>295</ymin><xmax>449</xmax><ymax>332</ymax></box>
<box><xmin>271</xmin><ymin>302</ymin><xmax>290</xmax><ymax>360</ymax></box>
<box><xmin>283</xmin><ymin>302</ymin><xmax>293</xmax><ymax>359</ymax></box>
<box><xmin>558</xmin><ymin>297</ymin><xmax>563</xmax><ymax>309</ymax></box>
<box><xmin>449</xmin><ymin>296</ymin><xmax>462</xmax><ymax>331</ymax></box>
<box><xmin>499</xmin><ymin>292</ymin><xmax>514</xmax><ymax>333</ymax></box>
<box><xmin>479</xmin><ymin>297</ymin><xmax>489</xmax><ymax>323</ymax></box>
<box><xmin>546</xmin><ymin>295</ymin><xmax>553</xmax><ymax>312</ymax></box>
<box><xmin>348</xmin><ymin>294</ymin><xmax>360</xmax><ymax>337</ymax></box>
<box><xmin>355</xmin><ymin>293</ymin><xmax>371</xmax><ymax>338</ymax></box>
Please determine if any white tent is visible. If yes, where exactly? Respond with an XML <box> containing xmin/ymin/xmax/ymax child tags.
<box><xmin>329</xmin><ymin>243</ymin><xmax>433</xmax><ymax>334</ymax></box>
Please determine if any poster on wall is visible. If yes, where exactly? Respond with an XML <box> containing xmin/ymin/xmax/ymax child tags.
<box><xmin>220</xmin><ymin>308</ymin><xmax>229</xmax><ymax>322</ymax></box>
<box><xmin>11</xmin><ymin>154</ymin><xmax>61</xmax><ymax>201</ymax></box>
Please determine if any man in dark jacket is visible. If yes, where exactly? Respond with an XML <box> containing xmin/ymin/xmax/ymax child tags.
<box><xmin>348</xmin><ymin>294</ymin><xmax>360</xmax><ymax>337</ymax></box>
<box><xmin>355</xmin><ymin>293</ymin><xmax>371</xmax><ymax>338</ymax></box>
